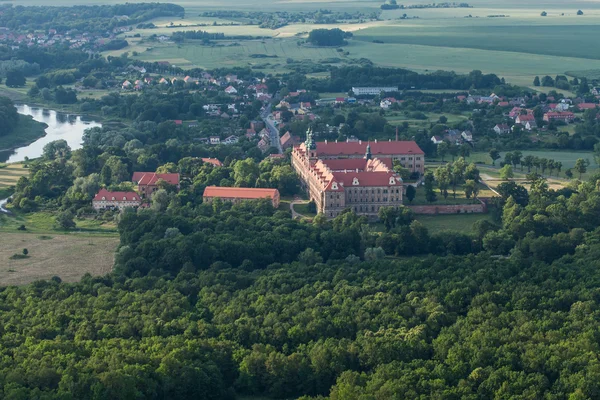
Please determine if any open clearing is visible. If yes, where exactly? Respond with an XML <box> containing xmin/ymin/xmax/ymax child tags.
<box><xmin>0</xmin><ymin>163</ymin><xmax>28</xmax><ymax>190</ymax></box>
<box><xmin>0</xmin><ymin>233</ymin><xmax>118</xmax><ymax>286</ymax></box>
<box><xmin>470</xmin><ymin>150</ymin><xmax>597</xmax><ymax>172</ymax></box>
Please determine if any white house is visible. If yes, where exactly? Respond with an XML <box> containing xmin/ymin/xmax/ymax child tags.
<box><xmin>209</xmin><ymin>136</ymin><xmax>221</xmax><ymax>145</ymax></box>
<box><xmin>431</xmin><ymin>136</ymin><xmax>444</xmax><ymax>145</ymax></box>
<box><xmin>92</xmin><ymin>189</ymin><xmax>140</xmax><ymax>210</ymax></box>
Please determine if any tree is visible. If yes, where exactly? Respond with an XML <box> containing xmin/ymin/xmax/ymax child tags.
<box><xmin>405</xmin><ymin>185</ymin><xmax>416</xmax><ymax>203</ymax></box>
<box><xmin>574</xmin><ymin>158</ymin><xmax>589</xmax><ymax>179</ymax></box>
<box><xmin>464</xmin><ymin>180</ymin><xmax>478</xmax><ymax>199</ymax></box>
<box><xmin>489</xmin><ymin>148</ymin><xmax>500</xmax><ymax>165</ymax></box>
<box><xmin>577</xmin><ymin>9</ymin><xmax>583</xmax><ymax>15</ymax></box>
<box><xmin>594</xmin><ymin>142</ymin><xmax>600</xmax><ymax>166</ymax></box>
<box><xmin>43</xmin><ymin>140</ymin><xmax>71</xmax><ymax>160</ymax></box>
<box><xmin>500</xmin><ymin>164</ymin><xmax>514</xmax><ymax>180</ymax></box>
<box><xmin>459</xmin><ymin>143</ymin><xmax>471</xmax><ymax>159</ymax></box>
<box><xmin>511</xmin><ymin>151</ymin><xmax>522</xmax><ymax>170</ymax></box>
<box><xmin>541</xmin><ymin>11</ymin><xmax>547</xmax><ymax>16</ymax></box>
<box><xmin>22</xmin><ymin>248</ymin><xmax>28</xmax><ymax>256</ymax></box>
<box><xmin>565</xmin><ymin>168</ymin><xmax>573</xmax><ymax>179</ymax></box>
<box><xmin>437</xmin><ymin>142</ymin><xmax>449</xmax><ymax>162</ymax></box>
<box><xmin>5</xmin><ymin>70</ymin><xmax>26</xmax><ymax>87</ymax></box>
<box><xmin>424</xmin><ymin>171</ymin><xmax>437</xmax><ymax>203</ymax></box>
<box><xmin>151</xmin><ymin>189</ymin><xmax>169</xmax><ymax>212</ymax></box>
<box><xmin>434</xmin><ymin>166</ymin><xmax>450</xmax><ymax>199</ymax></box>
<box><xmin>533</xmin><ymin>76</ymin><xmax>540</xmax><ymax>86</ymax></box>
<box><xmin>55</xmin><ymin>211</ymin><xmax>76</xmax><ymax>230</ymax></box>
<box><xmin>541</xmin><ymin>75</ymin><xmax>554</xmax><ymax>86</ymax></box>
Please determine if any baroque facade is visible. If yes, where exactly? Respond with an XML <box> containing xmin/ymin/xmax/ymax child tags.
<box><xmin>291</xmin><ymin>129</ymin><xmax>425</xmax><ymax>219</ymax></box>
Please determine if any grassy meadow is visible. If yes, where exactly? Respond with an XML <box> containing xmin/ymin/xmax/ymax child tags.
<box><xmin>0</xmin><ymin>232</ymin><xmax>118</xmax><ymax>286</ymax></box>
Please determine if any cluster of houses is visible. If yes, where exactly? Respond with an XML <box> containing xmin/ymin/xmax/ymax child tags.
<box><xmin>0</xmin><ymin>26</ymin><xmax>129</xmax><ymax>50</ymax></box>
<box><xmin>92</xmin><ymin>171</ymin><xmax>180</xmax><ymax>211</ymax></box>
<box><xmin>91</xmin><ymin>160</ymin><xmax>282</xmax><ymax>210</ymax></box>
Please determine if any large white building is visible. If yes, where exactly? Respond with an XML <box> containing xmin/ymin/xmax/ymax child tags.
<box><xmin>351</xmin><ymin>86</ymin><xmax>398</xmax><ymax>96</ymax></box>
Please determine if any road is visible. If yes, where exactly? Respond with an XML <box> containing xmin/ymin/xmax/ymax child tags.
<box><xmin>261</xmin><ymin>103</ymin><xmax>283</xmax><ymax>154</ymax></box>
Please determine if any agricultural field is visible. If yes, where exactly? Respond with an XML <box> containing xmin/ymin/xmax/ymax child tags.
<box><xmin>0</xmin><ymin>233</ymin><xmax>118</xmax><ymax>286</ymax></box>
<box><xmin>131</xmin><ymin>39</ymin><xmax>346</xmax><ymax>71</ymax></box>
<box><xmin>386</xmin><ymin>111</ymin><xmax>469</xmax><ymax>128</ymax></box>
<box><xmin>0</xmin><ymin>163</ymin><xmax>28</xmax><ymax>195</ymax></box>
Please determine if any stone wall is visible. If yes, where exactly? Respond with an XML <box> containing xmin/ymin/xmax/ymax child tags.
<box><xmin>407</xmin><ymin>201</ymin><xmax>486</xmax><ymax>215</ymax></box>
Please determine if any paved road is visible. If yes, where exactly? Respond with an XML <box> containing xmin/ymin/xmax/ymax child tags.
<box><xmin>290</xmin><ymin>199</ymin><xmax>309</xmax><ymax>219</ymax></box>
<box><xmin>261</xmin><ymin>103</ymin><xmax>283</xmax><ymax>154</ymax></box>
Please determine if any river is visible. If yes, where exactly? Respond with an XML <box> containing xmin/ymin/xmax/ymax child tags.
<box><xmin>0</xmin><ymin>105</ymin><xmax>101</xmax><ymax>213</ymax></box>
<box><xmin>0</xmin><ymin>104</ymin><xmax>102</xmax><ymax>164</ymax></box>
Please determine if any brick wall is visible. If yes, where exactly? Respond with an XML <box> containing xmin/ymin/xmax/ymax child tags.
<box><xmin>407</xmin><ymin>201</ymin><xmax>486</xmax><ymax>215</ymax></box>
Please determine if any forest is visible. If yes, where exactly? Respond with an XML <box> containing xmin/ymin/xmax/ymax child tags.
<box><xmin>0</xmin><ymin>3</ymin><xmax>184</xmax><ymax>32</ymax></box>
<box><xmin>0</xmin><ymin>96</ymin><xmax>19</xmax><ymax>136</ymax></box>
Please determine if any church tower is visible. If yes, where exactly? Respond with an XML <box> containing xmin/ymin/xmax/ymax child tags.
<box><xmin>364</xmin><ymin>142</ymin><xmax>372</xmax><ymax>160</ymax></box>
<box><xmin>305</xmin><ymin>127</ymin><xmax>317</xmax><ymax>160</ymax></box>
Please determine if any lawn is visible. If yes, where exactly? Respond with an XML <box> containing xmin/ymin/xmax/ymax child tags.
<box><xmin>407</xmin><ymin>184</ymin><xmax>480</xmax><ymax>206</ymax></box>
<box><xmin>470</xmin><ymin>151</ymin><xmax>597</xmax><ymax>173</ymax></box>
<box><xmin>0</xmin><ymin>232</ymin><xmax>118</xmax><ymax>286</ymax></box>
<box><xmin>0</xmin><ymin>211</ymin><xmax>118</xmax><ymax>235</ymax></box>
<box><xmin>293</xmin><ymin>202</ymin><xmax>317</xmax><ymax>217</ymax></box>
<box><xmin>415</xmin><ymin>213</ymin><xmax>495</xmax><ymax>233</ymax></box>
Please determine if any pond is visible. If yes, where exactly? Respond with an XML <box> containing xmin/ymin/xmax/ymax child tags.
<box><xmin>0</xmin><ymin>104</ymin><xmax>102</xmax><ymax>164</ymax></box>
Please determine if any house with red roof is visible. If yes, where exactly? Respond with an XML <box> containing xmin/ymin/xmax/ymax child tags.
<box><xmin>543</xmin><ymin>112</ymin><xmax>575</xmax><ymax>123</ymax></box>
<box><xmin>132</xmin><ymin>172</ymin><xmax>180</xmax><ymax>199</ymax></box>
<box><xmin>201</xmin><ymin>158</ymin><xmax>223</xmax><ymax>167</ymax></box>
<box><xmin>92</xmin><ymin>189</ymin><xmax>141</xmax><ymax>210</ymax></box>
<box><xmin>203</xmin><ymin>186</ymin><xmax>280</xmax><ymax>208</ymax></box>
<box><xmin>577</xmin><ymin>103</ymin><xmax>598</xmax><ymax>110</ymax></box>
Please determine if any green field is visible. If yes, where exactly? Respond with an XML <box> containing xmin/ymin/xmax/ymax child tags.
<box><xmin>132</xmin><ymin>39</ymin><xmax>346</xmax><ymax>71</ymax></box>
<box><xmin>470</xmin><ymin>150</ymin><xmax>597</xmax><ymax>171</ymax></box>
<box><xmin>0</xmin><ymin>211</ymin><xmax>118</xmax><ymax>235</ymax></box>
<box><xmin>0</xmin><ymin>163</ymin><xmax>28</xmax><ymax>193</ymax></box>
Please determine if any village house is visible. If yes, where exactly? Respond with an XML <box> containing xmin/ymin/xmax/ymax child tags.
<box><xmin>203</xmin><ymin>186</ymin><xmax>280</xmax><ymax>208</ymax></box>
<box><xmin>431</xmin><ymin>136</ymin><xmax>444</xmax><ymax>145</ymax></box>
<box><xmin>92</xmin><ymin>189</ymin><xmax>141</xmax><ymax>210</ymax></box>
<box><xmin>132</xmin><ymin>172</ymin><xmax>180</xmax><ymax>199</ymax></box>
<box><xmin>515</xmin><ymin>114</ymin><xmax>535</xmax><ymax>125</ymax></box>
<box><xmin>577</xmin><ymin>103</ymin><xmax>598</xmax><ymax>110</ymax></box>
<box><xmin>280</xmin><ymin>131</ymin><xmax>300</xmax><ymax>150</ymax></box>
<box><xmin>223</xmin><ymin>135</ymin><xmax>239</xmax><ymax>144</ymax></box>
<box><xmin>543</xmin><ymin>112</ymin><xmax>576</xmax><ymax>123</ymax></box>
<box><xmin>201</xmin><ymin>158</ymin><xmax>223</xmax><ymax>167</ymax></box>
<box><xmin>210</xmin><ymin>136</ymin><xmax>221</xmax><ymax>145</ymax></box>
<box><xmin>257</xmin><ymin>138</ymin><xmax>270</xmax><ymax>152</ymax></box>
<box><xmin>461</xmin><ymin>131</ymin><xmax>473</xmax><ymax>142</ymax></box>
<box><xmin>493</xmin><ymin>124</ymin><xmax>510</xmax><ymax>135</ymax></box>
<box><xmin>225</xmin><ymin>86</ymin><xmax>238</xmax><ymax>95</ymax></box>
<box><xmin>351</xmin><ymin>86</ymin><xmax>397</xmax><ymax>96</ymax></box>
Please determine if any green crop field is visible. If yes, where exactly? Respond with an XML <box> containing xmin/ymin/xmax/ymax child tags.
<box><xmin>132</xmin><ymin>39</ymin><xmax>345</xmax><ymax>71</ymax></box>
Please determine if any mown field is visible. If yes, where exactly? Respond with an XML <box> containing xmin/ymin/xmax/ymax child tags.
<box><xmin>0</xmin><ymin>232</ymin><xmax>118</xmax><ymax>286</ymax></box>
<box><xmin>469</xmin><ymin>150</ymin><xmax>597</xmax><ymax>172</ymax></box>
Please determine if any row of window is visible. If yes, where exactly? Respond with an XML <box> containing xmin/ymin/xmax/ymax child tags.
<box><xmin>99</xmin><ymin>197</ymin><xmax>138</xmax><ymax>201</ymax></box>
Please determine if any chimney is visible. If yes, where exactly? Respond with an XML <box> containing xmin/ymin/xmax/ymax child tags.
<box><xmin>325</xmin><ymin>139</ymin><xmax>328</xmax><ymax>144</ymax></box>
<box><xmin>359</xmin><ymin>140</ymin><xmax>362</xmax><ymax>144</ymax></box>
<box><xmin>335</xmin><ymin>139</ymin><xmax>338</xmax><ymax>143</ymax></box>
<box><xmin>356</xmin><ymin>168</ymin><xmax>359</xmax><ymax>173</ymax></box>
<box><xmin>375</xmin><ymin>139</ymin><xmax>377</xmax><ymax>143</ymax></box>
<box><xmin>389</xmin><ymin>139</ymin><xmax>391</xmax><ymax>141</ymax></box>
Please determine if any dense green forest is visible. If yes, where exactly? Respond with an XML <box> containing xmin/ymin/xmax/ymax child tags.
<box><xmin>0</xmin><ymin>96</ymin><xmax>19</xmax><ymax>136</ymax></box>
<box><xmin>0</xmin><ymin>3</ymin><xmax>184</xmax><ymax>32</ymax></box>
<box><xmin>1</xmin><ymin>227</ymin><xmax>600</xmax><ymax>399</ymax></box>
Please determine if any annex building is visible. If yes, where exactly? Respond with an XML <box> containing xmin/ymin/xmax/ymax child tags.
<box><xmin>291</xmin><ymin>129</ymin><xmax>425</xmax><ymax>219</ymax></box>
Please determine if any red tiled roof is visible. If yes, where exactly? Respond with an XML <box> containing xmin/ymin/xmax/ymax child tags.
<box><xmin>316</xmin><ymin>141</ymin><xmax>424</xmax><ymax>156</ymax></box>
<box><xmin>516</xmin><ymin>114</ymin><xmax>535</xmax><ymax>121</ymax></box>
<box><xmin>93</xmin><ymin>189</ymin><xmax>139</xmax><ymax>202</ymax></box>
<box><xmin>201</xmin><ymin>158</ymin><xmax>223</xmax><ymax>167</ymax></box>
<box><xmin>322</xmin><ymin>158</ymin><xmax>393</xmax><ymax>171</ymax></box>
<box><xmin>331</xmin><ymin>171</ymin><xmax>401</xmax><ymax>187</ymax></box>
<box><xmin>133</xmin><ymin>172</ymin><xmax>180</xmax><ymax>186</ymax></box>
<box><xmin>203</xmin><ymin>186</ymin><xmax>278</xmax><ymax>200</ymax></box>
<box><xmin>578</xmin><ymin>103</ymin><xmax>598</xmax><ymax>109</ymax></box>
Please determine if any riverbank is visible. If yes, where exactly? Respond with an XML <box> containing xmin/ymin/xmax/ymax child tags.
<box><xmin>0</xmin><ymin>114</ymin><xmax>47</xmax><ymax>152</ymax></box>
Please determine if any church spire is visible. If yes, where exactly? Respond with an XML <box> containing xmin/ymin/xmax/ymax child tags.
<box><xmin>365</xmin><ymin>142</ymin><xmax>372</xmax><ymax>160</ymax></box>
<box><xmin>305</xmin><ymin>126</ymin><xmax>316</xmax><ymax>150</ymax></box>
